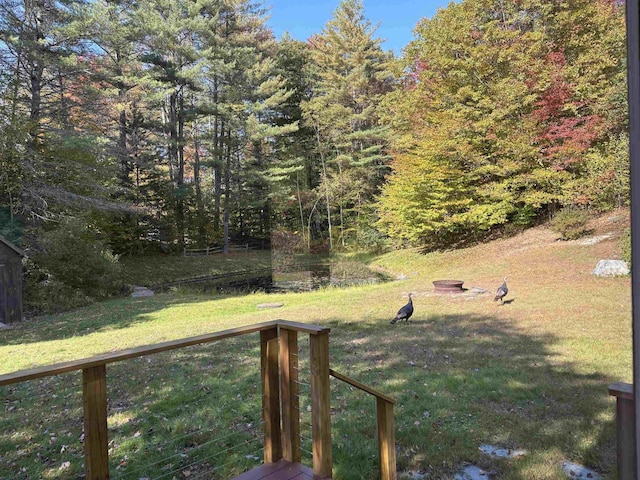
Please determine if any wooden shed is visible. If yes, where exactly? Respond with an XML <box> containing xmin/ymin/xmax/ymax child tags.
<box><xmin>0</xmin><ymin>235</ymin><xmax>24</xmax><ymax>324</ymax></box>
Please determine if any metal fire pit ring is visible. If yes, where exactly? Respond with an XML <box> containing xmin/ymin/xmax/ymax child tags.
<box><xmin>433</xmin><ymin>280</ymin><xmax>464</xmax><ymax>293</ymax></box>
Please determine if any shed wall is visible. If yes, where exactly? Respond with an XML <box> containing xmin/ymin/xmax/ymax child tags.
<box><xmin>0</xmin><ymin>242</ymin><xmax>23</xmax><ymax>324</ymax></box>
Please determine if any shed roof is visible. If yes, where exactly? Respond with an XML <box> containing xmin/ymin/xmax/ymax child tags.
<box><xmin>0</xmin><ymin>236</ymin><xmax>25</xmax><ymax>257</ymax></box>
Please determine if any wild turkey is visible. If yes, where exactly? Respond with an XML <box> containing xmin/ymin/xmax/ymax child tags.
<box><xmin>390</xmin><ymin>293</ymin><xmax>414</xmax><ymax>324</ymax></box>
<box><xmin>494</xmin><ymin>276</ymin><xmax>508</xmax><ymax>304</ymax></box>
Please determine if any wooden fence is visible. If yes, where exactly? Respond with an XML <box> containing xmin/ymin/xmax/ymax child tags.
<box><xmin>183</xmin><ymin>243</ymin><xmax>256</xmax><ymax>256</ymax></box>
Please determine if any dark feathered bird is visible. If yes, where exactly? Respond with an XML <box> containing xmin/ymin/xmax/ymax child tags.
<box><xmin>391</xmin><ymin>293</ymin><xmax>414</xmax><ymax>324</ymax></box>
<box><xmin>494</xmin><ymin>276</ymin><xmax>508</xmax><ymax>304</ymax></box>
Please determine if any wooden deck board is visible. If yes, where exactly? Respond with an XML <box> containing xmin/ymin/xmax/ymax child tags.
<box><xmin>233</xmin><ymin>460</ymin><xmax>315</xmax><ymax>480</ymax></box>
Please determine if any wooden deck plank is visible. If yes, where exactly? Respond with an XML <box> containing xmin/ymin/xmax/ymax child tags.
<box><xmin>233</xmin><ymin>460</ymin><xmax>288</xmax><ymax>480</ymax></box>
<box><xmin>290</xmin><ymin>472</ymin><xmax>314</xmax><ymax>479</ymax></box>
<box><xmin>233</xmin><ymin>460</ymin><xmax>315</xmax><ymax>480</ymax></box>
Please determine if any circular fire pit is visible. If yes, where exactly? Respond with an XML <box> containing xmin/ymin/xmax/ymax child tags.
<box><xmin>433</xmin><ymin>280</ymin><xmax>464</xmax><ymax>293</ymax></box>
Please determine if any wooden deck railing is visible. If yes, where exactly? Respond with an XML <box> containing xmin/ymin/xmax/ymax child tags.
<box><xmin>329</xmin><ymin>369</ymin><xmax>397</xmax><ymax>480</ymax></box>
<box><xmin>0</xmin><ymin>320</ymin><xmax>397</xmax><ymax>480</ymax></box>
<box><xmin>609</xmin><ymin>382</ymin><xmax>636</xmax><ymax>479</ymax></box>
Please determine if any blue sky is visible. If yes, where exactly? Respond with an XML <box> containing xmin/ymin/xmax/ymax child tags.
<box><xmin>266</xmin><ymin>0</ymin><xmax>452</xmax><ymax>55</ymax></box>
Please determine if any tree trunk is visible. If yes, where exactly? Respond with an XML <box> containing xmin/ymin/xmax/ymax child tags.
<box><xmin>26</xmin><ymin>0</ymin><xmax>46</xmax><ymax>142</ymax></box>
<box><xmin>223</xmin><ymin>129</ymin><xmax>231</xmax><ymax>254</ymax></box>
<box><xmin>193</xmin><ymin>116</ymin><xmax>206</xmax><ymax>244</ymax></box>
<box><xmin>214</xmin><ymin>119</ymin><xmax>223</xmax><ymax>234</ymax></box>
<box><xmin>118</xmin><ymin>91</ymin><xmax>129</xmax><ymax>185</ymax></box>
<box><xmin>296</xmin><ymin>172</ymin><xmax>306</xmax><ymax>247</ymax></box>
<box><xmin>314</xmin><ymin>127</ymin><xmax>333</xmax><ymax>250</ymax></box>
<box><xmin>176</xmin><ymin>89</ymin><xmax>185</xmax><ymax>248</ymax></box>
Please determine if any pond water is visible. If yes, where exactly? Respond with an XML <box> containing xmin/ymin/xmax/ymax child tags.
<box><xmin>270</xmin><ymin>260</ymin><xmax>389</xmax><ymax>292</ymax></box>
<box><xmin>203</xmin><ymin>256</ymin><xmax>389</xmax><ymax>294</ymax></box>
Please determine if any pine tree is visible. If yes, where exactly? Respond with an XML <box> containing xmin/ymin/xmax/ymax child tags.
<box><xmin>302</xmin><ymin>0</ymin><xmax>393</xmax><ymax>249</ymax></box>
<box><xmin>0</xmin><ymin>0</ymin><xmax>125</xmax><ymax>222</ymax></box>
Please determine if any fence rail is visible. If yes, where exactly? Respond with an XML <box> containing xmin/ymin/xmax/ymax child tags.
<box><xmin>329</xmin><ymin>369</ymin><xmax>397</xmax><ymax>480</ymax></box>
<box><xmin>0</xmin><ymin>322</ymin><xmax>284</xmax><ymax>387</ymax></box>
<box><xmin>183</xmin><ymin>243</ymin><xmax>262</xmax><ymax>256</ymax></box>
<box><xmin>0</xmin><ymin>320</ymin><xmax>396</xmax><ymax>480</ymax></box>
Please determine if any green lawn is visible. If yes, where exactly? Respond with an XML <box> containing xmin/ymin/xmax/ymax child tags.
<box><xmin>0</xmin><ymin>216</ymin><xmax>631</xmax><ymax>479</ymax></box>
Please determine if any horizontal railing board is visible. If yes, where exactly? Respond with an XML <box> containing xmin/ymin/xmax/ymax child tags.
<box><xmin>609</xmin><ymin>381</ymin><xmax>633</xmax><ymax>400</ymax></box>
<box><xmin>277</xmin><ymin>320</ymin><xmax>330</xmax><ymax>335</ymax></box>
<box><xmin>0</xmin><ymin>320</ymin><xmax>329</xmax><ymax>387</ymax></box>
<box><xmin>329</xmin><ymin>368</ymin><xmax>396</xmax><ymax>404</ymax></box>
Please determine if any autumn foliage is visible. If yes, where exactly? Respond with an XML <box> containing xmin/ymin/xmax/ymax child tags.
<box><xmin>376</xmin><ymin>0</ymin><xmax>627</xmax><ymax>247</ymax></box>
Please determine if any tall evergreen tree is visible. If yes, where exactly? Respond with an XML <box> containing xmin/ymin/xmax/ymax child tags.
<box><xmin>0</xmin><ymin>0</ymin><xmax>123</xmax><ymax>222</ymax></box>
<box><xmin>266</xmin><ymin>35</ymin><xmax>316</xmax><ymax>246</ymax></box>
<box><xmin>301</xmin><ymin>0</ymin><xmax>394</xmax><ymax>250</ymax></box>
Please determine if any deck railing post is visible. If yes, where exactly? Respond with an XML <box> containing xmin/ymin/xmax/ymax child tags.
<box><xmin>280</xmin><ymin>327</ymin><xmax>301</xmax><ymax>463</ymax></box>
<box><xmin>261</xmin><ymin>327</ymin><xmax>282</xmax><ymax>463</ymax></box>
<box><xmin>83</xmin><ymin>365</ymin><xmax>110</xmax><ymax>480</ymax></box>
<box><xmin>609</xmin><ymin>382</ymin><xmax>636</xmax><ymax>479</ymax></box>
<box><xmin>310</xmin><ymin>330</ymin><xmax>332</xmax><ymax>478</ymax></box>
<box><xmin>377</xmin><ymin>397</ymin><xmax>397</xmax><ymax>480</ymax></box>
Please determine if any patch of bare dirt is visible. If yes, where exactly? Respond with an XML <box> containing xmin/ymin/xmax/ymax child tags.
<box><xmin>481</xmin><ymin>208</ymin><xmax>630</xmax><ymax>255</ymax></box>
<box><xmin>585</xmin><ymin>208</ymin><xmax>630</xmax><ymax>237</ymax></box>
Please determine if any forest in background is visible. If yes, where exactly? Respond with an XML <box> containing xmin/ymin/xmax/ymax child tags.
<box><xmin>0</xmin><ymin>0</ymin><xmax>629</xmax><ymax>311</ymax></box>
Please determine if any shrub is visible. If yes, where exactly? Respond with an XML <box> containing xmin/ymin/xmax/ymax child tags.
<box><xmin>34</xmin><ymin>219</ymin><xmax>123</xmax><ymax>300</ymax></box>
<box><xmin>351</xmin><ymin>220</ymin><xmax>389</xmax><ymax>254</ymax></box>
<box><xmin>621</xmin><ymin>226</ymin><xmax>631</xmax><ymax>269</ymax></box>
<box><xmin>549</xmin><ymin>208</ymin><xmax>591</xmax><ymax>240</ymax></box>
<box><xmin>25</xmin><ymin>278</ymin><xmax>93</xmax><ymax>315</ymax></box>
<box><xmin>0</xmin><ymin>208</ymin><xmax>23</xmax><ymax>245</ymax></box>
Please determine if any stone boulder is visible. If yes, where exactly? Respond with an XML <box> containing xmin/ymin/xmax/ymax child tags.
<box><xmin>131</xmin><ymin>286</ymin><xmax>155</xmax><ymax>297</ymax></box>
<box><xmin>592</xmin><ymin>259</ymin><xmax>629</xmax><ymax>277</ymax></box>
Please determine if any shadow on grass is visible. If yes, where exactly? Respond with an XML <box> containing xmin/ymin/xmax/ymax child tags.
<box><xmin>0</xmin><ymin>336</ymin><xmax>268</xmax><ymax>479</ymax></box>
<box><xmin>0</xmin><ymin>307</ymin><xmax>619</xmax><ymax>479</ymax></box>
<box><xmin>322</xmin><ymin>314</ymin><xmax>616</xmax><ymax>479</ymax></box>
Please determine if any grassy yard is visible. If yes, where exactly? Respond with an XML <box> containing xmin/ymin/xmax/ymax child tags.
<box><xmin>0</xmin><ymin>211</ymin><xmax>631</xmax><ymax>479</ymax></box>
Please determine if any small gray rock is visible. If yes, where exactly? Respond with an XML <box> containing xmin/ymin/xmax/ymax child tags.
<box><xmin>561</xmin><ymin>461</ymin><xmax>602</xmax><ymax>479</ymax></box>
<box><xmin>131</xmin><ymin>286</ymin><xmax>154</xmax><ymax>297</ymax></box>
<box><xmin>579</xmin><ymin>234</ymin><xmax>611</xmax><ymax>245</ymax></box>
<box><xmin>592</xmin><ymin>260</ymin><xmax>629</xmax><ymax>277</ymax></box>
<box><xmin>454</xmin><ymin>465</ymin><xmax>492</xmax><ymax>480</ymax></box>
<box><xmin>257</xmin><ymin>302</ymin><xmax>284</xmax><ymax>309</ymax></box>
<box><xmin>469</xmin><ymin>287</ymin><xmax>490</xmax><ymax>294</ymax></box>
<box><xmin>401</xmin><ymin>470</ymin><xmax>428</xmax><ymax>480</ymax></box>
<box><xmin>479</xmin><ymin>444</ymin><xmax>527</xmax><ymax>458</ymax></box>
